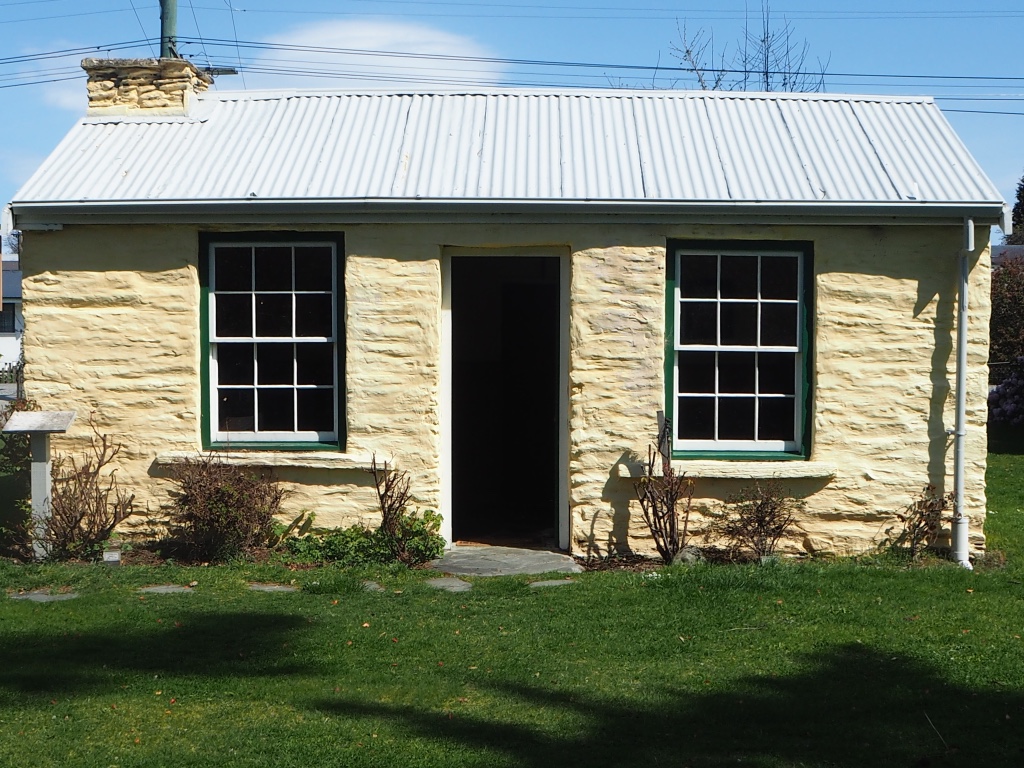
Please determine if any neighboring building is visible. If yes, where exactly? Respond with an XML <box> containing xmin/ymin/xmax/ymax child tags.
<box><xmin>0</xmin><ymin>239</ymin><xmax>23</xmax><ymax>366</ymax></box>
<box><xmin>7</xmin><ymin>58</ymin><xmax>1009</xmax><ymax>558</ymax></box>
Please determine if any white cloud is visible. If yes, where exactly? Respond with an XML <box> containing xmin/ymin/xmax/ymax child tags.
<box><xmin>42</xmin><ymin>77</ymin><xmax>87</xmax><ymax>112</ymax></box>
<box><xmin>217</xmin><ymin>19</ymin><xmax>506</xmax><ymax>91</ymax></box>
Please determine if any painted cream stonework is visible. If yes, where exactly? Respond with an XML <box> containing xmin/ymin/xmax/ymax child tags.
<box><xmin>20</xmin><ymin>221</ymin><xmax>990</xmax><ymax>555</ymax></box>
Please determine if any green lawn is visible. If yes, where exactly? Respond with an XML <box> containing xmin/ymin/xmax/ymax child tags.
<box><xmin>1</xmin><ymin>456</ymin><xmax>1023</xmax><ymax>767</ymax></box>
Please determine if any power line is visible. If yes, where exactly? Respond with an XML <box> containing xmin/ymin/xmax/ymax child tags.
<box><xmin>176</xmin><ymin>36</ymin><xmax>1024</xmax><ymax>85</ymax></box>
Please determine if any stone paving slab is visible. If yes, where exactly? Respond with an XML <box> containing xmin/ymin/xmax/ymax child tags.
<box><xmin>362</xmin><ymin>581</ymin><xmax>385</xmax><ymax>592</ymax></box>
<box><xmin>248</xmin><ymin>583</ymin><xmax>299</xmax><ymax>593</ymax></box>
<box><xmin>429</xmin><ymin>546</ymin><xmax>583</xmax><ymax>576</ymax></box>
<box><xmin>529</xmin><ymin>579</ymin><xmax>576</xmax><ymax>589</ymax></box>
<box><xmin>9</xmin><ymin>590</ymin><xmax>79</xmax><ymax>602</ymax></box>
<box><xmin>425</xmin><ymin>577</ymin><xmax>473</xmax><ymax>593</ymax></box>
<box><xmin>138</xmin><ymin>585</ymin><xmax>193</xmax><ymax>594</ymax></box>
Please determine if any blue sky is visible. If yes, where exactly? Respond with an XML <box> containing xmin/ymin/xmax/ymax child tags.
<box><xmin>2</xmin><ymin>1</ymin><xmax>1022</xmax><ymax>238</ymax></box>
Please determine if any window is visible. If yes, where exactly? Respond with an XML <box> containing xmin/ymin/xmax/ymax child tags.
<box><xmin>0</xmin><ymin>304</ymin><xmax>15</xmax><ymax>335</ymax></box>
<box><xmin>667</xmin><ymin>242</ymin><xmax>811</xmax><ymax>456</ymax></box>
<box><xmin>201</xmin><ymin>233</ymin><xmax>344</xmax><ymax>448</ymax></box>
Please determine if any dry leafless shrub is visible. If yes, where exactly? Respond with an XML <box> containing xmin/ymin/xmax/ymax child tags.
<box><xmin>367</xmin><ymin>454</ymin><xmax>416</xmax><ymax>565</ymax></box>
<box><xmin>633</xmin><ymin>416</ymin><xmax>696</xmax><ymax>564</ymax></box>
<box><xmin>46</xmin><ymin>417</ymin><xmax>137</xmax><ymax>560</ymax></box>
<box><xmin>707</xmin><ymin>480</ymin><xmax>803</xmax><ymax>561</ymax></box>
<box><xmin>884</xmin><ymin>484</ymin><xmax>954</xmax><ymax>560</ymax></box>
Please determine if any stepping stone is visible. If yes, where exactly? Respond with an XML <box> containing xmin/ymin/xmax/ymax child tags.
<box><xmin>138</xmin><ymin>585</ymin><xmax>193</xmax><ymax>594</ymax></box>
<box><xmin>425</xmin><ymin>577</ymin><xmax>473</xmax><ymax>593</ymax></box>
<box><xmin>529</xmin><ymin>579</ymin><xmax>576</xmax><ymax>589</ymax></box>
<box><xmin>362</xmin><ymin>581</ymin><xmax>385</xmax><ymax>593</ymax></box>
<box><xmin>429</xmin><ymin>546</ymin><xmax>583</xmax><ymax>576</ymax></box>
<box><xmin>9</xmin><ymin>590</ymin><xmax>78</xmax><ymax>603</ymax></box>
<box><xmin>248</xmin><ymin>583</ymin><xmax>298</xmax><ymax>593</ymax></box>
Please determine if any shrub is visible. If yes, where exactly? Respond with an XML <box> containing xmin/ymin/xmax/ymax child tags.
<box><xmin>884</xmin><ymin>484</ymin><xmax>954</xmax><ymax>560</ymax></box>
<box><xmin>991</xmin><ymin>256</ymin><xmax>1024</xmax><ymax>382</ymax></box>
<box><xmin>46</xmin><ymin>419</ymin><xmax>137</xmax><ymax>561</ymax></box>
<box><xmin>633</xmin><ymin>415</ymin><xmax>696</xmax><ymax>564</ymax></box>
<box><xmin>708</xmin><ymin>480</ymin><xmax>803</xmax><ymax>560</ymax></box>
<box><xmin>167</xmin><ymin>455</ymin><xmax>284</xmax><ymax>562</ymax></box>
<box><xmin>367</xmin><ymin>455</ymin><xmax>445</xmax><ymax>566</ymax></box>
<box><xmin>283</xmin><ymin>510</ymin><xmax>444</xmax><ymax>567</ymax></box>
<box><xmin>0</xmin><ymin>399</ymin><xmax>38</xmax><ymax>558</ymax></box>
<box><xmin>989</xmin><ymin>358</ymin><xmax>1024</xmax><ymax>426</ymax></box>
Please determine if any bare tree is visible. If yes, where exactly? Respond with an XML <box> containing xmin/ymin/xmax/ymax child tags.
<box><xmin>670</xmin><ymin>2</ymin><xmax>828</xmax><ymax>92</ymax></box>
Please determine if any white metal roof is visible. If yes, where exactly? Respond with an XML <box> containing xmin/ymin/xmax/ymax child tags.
<box><xmin>10</xmin><ymin>88</ymin><xmax>1006</xmax><ymax>225</ymax></box>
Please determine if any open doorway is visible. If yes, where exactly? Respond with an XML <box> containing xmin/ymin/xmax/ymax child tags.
<box><xmin>450</xmin><ymin>255</ymin><xmax>561</xmax><ymax>546</ymax></box>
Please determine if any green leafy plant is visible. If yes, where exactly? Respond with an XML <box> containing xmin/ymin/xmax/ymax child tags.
<box><xmin>283</xmin><ymin>510</ymin><xmax>444</xmax><ymax>567</ymax></box>
<box><xmin>45</xmin><ymin>418</ymin><xmax>137</xmax><ymax>561</ymax></box>
<box><xmin>709</xmin><ymin>480</ymin><xmax>803</xmax><ymax>560</ymax></box>
<box><xmin>167</xmin><ymin>454</ymin><xmax>284</xmax><ymax>562</ymax></box>
<box><xmin>884</xmin><ymin>484</ymin><xmax>955</xmax><ymax>560</ymax></box>
<box><xmin>633</xmin><ymin>415</ymin><xmax>696</xmax><ymax>564</ymax></box>
<box><xmin>267</xmin><ymin>510</ymin><xmax>314</xmax><ymax>549</ymax></box>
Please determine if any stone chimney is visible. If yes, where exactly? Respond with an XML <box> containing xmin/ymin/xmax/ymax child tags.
<box><xmin>82</xmin><ymin>58</ymin><xmax>213</xmax><ymax>116</ymax></box>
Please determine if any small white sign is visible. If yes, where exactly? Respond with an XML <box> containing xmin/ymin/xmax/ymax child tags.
<box><xmin>102</xmin><ymin>550</ymin><xmax>121</xmax><ymax>564</ymax></box>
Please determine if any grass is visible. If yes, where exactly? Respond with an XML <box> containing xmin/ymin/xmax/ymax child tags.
<box><xmin>1</xmin><ymin>451</ymin><xmax>1023</xmax><ymax>766</ymax></box>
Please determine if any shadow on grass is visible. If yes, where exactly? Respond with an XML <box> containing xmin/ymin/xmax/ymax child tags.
<box><xmin>0</xmin><ymin>610</ymin><xmax>310</xmax><ymax>695</ymax></box>
<box><xmin>316</xmin><ymin>644</ymin><xmax>1024</xmax><ymax>767</ymax></box>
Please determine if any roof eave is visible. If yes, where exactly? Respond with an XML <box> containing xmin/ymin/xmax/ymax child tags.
<box><xmin>10</xmin><ymin>198</ymin><xmax>1007</xmax><ymax>229</ymax></box>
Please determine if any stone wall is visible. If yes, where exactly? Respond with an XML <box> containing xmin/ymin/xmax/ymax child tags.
<box><xmin>20</xmin><ymin>221</ymin><xmax>990</xmax><ymax>555</ymax></box>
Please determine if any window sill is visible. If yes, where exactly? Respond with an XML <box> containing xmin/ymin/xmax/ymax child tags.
<box><xmin>155</xmin><ymin>450</ymin><xmax>380</xmax><ymax>471</ymax></box>
<box><xmin>617</xmin><ymin>460</ymin><xmax>836</xmax><ymax>480</ymax></box>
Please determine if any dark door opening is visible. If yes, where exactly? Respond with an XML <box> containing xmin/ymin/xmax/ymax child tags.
<box><xmin>451</xmin><ymin>256</ymin><xmax>560</xmax><ymax>546</ymax></box>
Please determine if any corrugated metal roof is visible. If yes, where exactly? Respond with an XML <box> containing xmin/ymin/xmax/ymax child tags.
<box><xmin>11</xmin><ymin>89</ymin><xmax>1004</xmax><ymax>217</ymax></box>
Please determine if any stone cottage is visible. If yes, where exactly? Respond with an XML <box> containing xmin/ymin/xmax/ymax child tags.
<box><xmin>7</xmin><ymin>58</ymin><xmax>1009</xmax><ymax>559</ymax></box>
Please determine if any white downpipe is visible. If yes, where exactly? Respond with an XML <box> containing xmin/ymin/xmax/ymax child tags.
<box><xmin>952</xmin><ymin>219</ymin><xmax>973</xmax><ymax>569</ymax></box>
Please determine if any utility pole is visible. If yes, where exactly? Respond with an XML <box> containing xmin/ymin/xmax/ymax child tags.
<box><xmin>160</xmin><ymin>0</ymin><xmax>177</xmax><ymax>58</ymax></box>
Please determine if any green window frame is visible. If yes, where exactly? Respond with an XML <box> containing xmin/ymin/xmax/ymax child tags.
<box><xmin>665</xmin><ymin>240</ymin><xmax>813</xmax><ymax>460</ymax></box>
<box><xmin>199</xmin><ymin>231</ymin><xmax>346</xmax><ymax>451</ymax></box>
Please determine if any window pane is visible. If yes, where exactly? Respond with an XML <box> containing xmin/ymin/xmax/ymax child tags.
<box><xmin>297</xmin><ymin>343</ymin><xmax>335</xmax><ymax>386</ymax></box>
<box><xmin>297</xmin><ymin>389</ymin><xmax>335</xmax><ymax>432</ymax></box>
<box><xmin>255</xmin><ymin>294</ymin><xmax>292</xmax><ymax>337</ymax></box>
<box><xmin>720</xmin><ymin>303</ymin><xmax>757</xmax><ymax>345</ymax></box>
<box><xmin>214</xmin><ymin>247</ymin><xmax>251</xmax><ymax>291</ymax></box>
<box><xmin>218</xmin><ymin>389</ymin><xmax>254</xmax><ymax>431</ymax></box>
<box><xmin>677</xmin><ymin>351</ymin><xmax>715</xmax><ymax>393</ymax></box>
<box><xmin>295</xmin><ymin>247</ymin><xmax>333</xmax><ymax>291</ymax></box>
<box><xmin>719</xmin><ymin>397</ymin><xmax>755</xmax><ymax>440</ymax></box>
<box><xmin>215</xmin><ymin>294</ymin><xmax>252</xmax><ymax>337</ymax></box>
<box><xmin>679</xmin><ymin>254</ymin><xmax>717</xmax><ymax>298</ymax></box>
<box><xmin>679</xmin><ymin>303</ymin><xmax>716</xmax><ymax>344</ymax></box>
<box><xmin>720</xmin><ymin>255</ymin><xmax>757</xmax><ymax>298</ymax></box>
<box><xmin>295</xmin><ymin>294</ymin><xmax>334</xmax><ymax>337</ymax></box>
<box><xmin>759</xmin><ymin>397</ymin><xmax>795</xmax><ymax>441</ymax></box>
<box><xmin>257</xmin><ymin>343</ymin><xmax>294</xmax><ymax>385</ymax></box>
<box><xmin>217</xmin><ymin>343</ymin><xmax>253</xmax><ymax>385</ymax></box>
<box><xmin>762</xmin><ymin>256</ymin><xmax>799</xmax><ymax>300</ymax></box>
<box><xmin>719</xmin><ymin>352</ymin><xmax>756</xmax><ymax>393</ymax></box>
<box><xmin>257</xmin><ymin>389</ymin><xmax>294</xmax><ymax>431</ymax></box>
<box><xmin>255</xmin><ymin>247</ymin><xmax>292</xmax><ymax>291</ymax></box>
<box><xmin>761</xmin><ymin>304</ymin><xmax>798</xmax><ymax>346</ymax></box>
<box><xmin>678</xmin><ymin>397</ymin><xmax>714</xmax><ymax>439</ymax></box>
<box><xmin>759</xmin><ymin>352</ymin><xmax>796</xmax><ymax>395</ymax></box>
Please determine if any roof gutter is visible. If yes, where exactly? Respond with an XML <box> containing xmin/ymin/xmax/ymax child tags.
<box><xmin>10</xmin><ymin>198</ymin><xmax>1007</xmax><ymax>229</ymax></box>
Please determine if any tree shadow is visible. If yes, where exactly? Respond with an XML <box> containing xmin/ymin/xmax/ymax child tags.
<box><xmin>313</xmin><ymin>643</ymin><xmax>1024</xmax><ymax>767</ymax></box>
<box><xmin>0</xmin><ymin>610</ymin><xmax>311</xmax><ymax>696</ymax></box>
